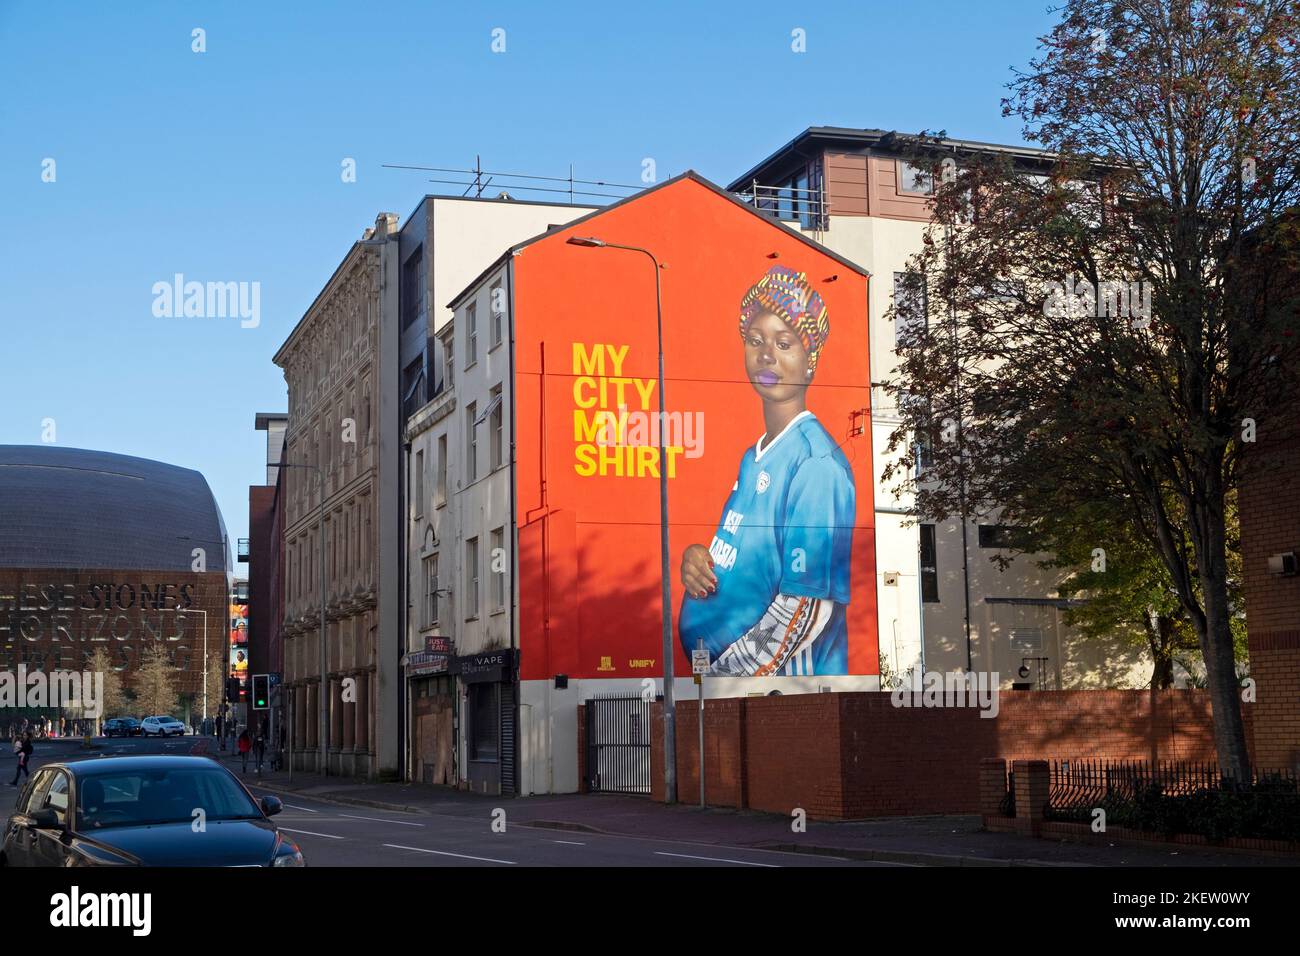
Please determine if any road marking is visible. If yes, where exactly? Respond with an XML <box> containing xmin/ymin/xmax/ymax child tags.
<box><xmin>280</xmin><ymin>827</ymin><xmax>345</xmax><ymax>840</ymax></box>
<box><xmin>337</xmin><ymin>813</ymin><xmax>425</xmax><ymax>827</ymax></box>
<box><xmin>552</xmin><ymin>839</ymin><xmax>586</xmax><ymax>846</ymax></box>
<box><xmin>282</xmin><ymin>804</ymin><xmax>318</xmax><ymax>813</ymax></box>
<box><xmin>383</xmin><ymin>843</ymin><xmax>515</xmax><ymax>865</ymax></box>
<box><xmin>654</xmin><ymin>851</ymin><xmax>779</xmax><ymax>867</ymax></box>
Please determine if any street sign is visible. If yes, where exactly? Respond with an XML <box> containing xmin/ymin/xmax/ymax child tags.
<box><xmin>692</xmin><ymin>649</ymin><xmax>710</xmax><ymax>676</ymax></box>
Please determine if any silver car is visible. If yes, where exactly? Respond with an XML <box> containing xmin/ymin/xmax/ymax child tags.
<box><xmin>140</xmin><ymin>716</ymin><xmax>186</xmax><ymax>737</ymax></box>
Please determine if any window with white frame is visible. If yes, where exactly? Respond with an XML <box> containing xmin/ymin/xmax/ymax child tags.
<box><xmin>414</xmin><ymin>449</ymin><xmax>425</xmax><ymax>518</ymax></box>
<box><xmin>466</xmin><ymin>403</ymin><xmax>477</xmax><ymax>482</ymax></box>
<box><xmin>435</xmin><ymin>434</ymin><xmax>447</xmax><ymax>506</ymax></box>
<box><xmin>423</xmin><ymin>553</ymin><xmax>439</xmax><ymax>627</ymax></box>
<box><xmin>489</xmin><ymin>280</ymin><xmax>504</xmax><ymax>348</ymax></box>
<box><xmin>465</xmin><ymin>536</ymin><xmax>479</xmax><ymax>620</ymax></box>
<box><xmin>466</xmin><ymin>302</ymin><xmax>478</xmax><ymax>368</ymax></box>
<box><xmin>489</xmin><ymin>386</ymin><xmax>503</xmax><ymax>471</ymax></box>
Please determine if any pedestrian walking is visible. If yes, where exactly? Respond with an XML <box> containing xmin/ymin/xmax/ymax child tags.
<box><xmin>10</xmin><ymin>732</ymin><xmax>33</xmax><ymax>787</ymax></box>
<box><xmin>254</xmin><ymin>729</ymin><xmax>266</xmax><ymax>775</ymax></box>
<box><xmin>237</xmin><ymin>729</ymin><xmax>251</xmax><ymax>774</ymax></box>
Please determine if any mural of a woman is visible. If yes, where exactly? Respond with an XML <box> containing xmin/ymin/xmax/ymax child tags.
<box><xmin>678</xmin><ymin>265</ymin><xmax>855</xmax><ymax>676</ymax></box>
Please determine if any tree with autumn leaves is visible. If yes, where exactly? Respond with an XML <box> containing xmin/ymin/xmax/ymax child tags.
<box><xmin>884</xmin><ymin>0</ymin><xmax>1300</xmax><ymax>781</ymax></box>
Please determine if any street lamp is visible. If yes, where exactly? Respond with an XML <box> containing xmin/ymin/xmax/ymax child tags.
<box><xmin>565</xmin><ymin>235</ymin><xmax>678</xmax><ymax>804</ymax></box>
<box><xmin>272</xmin><ymin>461</ymin><xmax>329</xmax><ymax>776</ymax></box>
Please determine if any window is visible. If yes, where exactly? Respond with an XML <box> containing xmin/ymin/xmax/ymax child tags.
<box><xmin>894</xmin><ymin>272</ymin><xmax>928</xmax><ymax>346</ymax></box>
<box><xmin>414</xmin><ymin>450</ymin><xmax>425</xmax><ymax>518</ymax></box>
<box><xmin>899</xmin><ymin>392</ymin><xmax>934</xmax><ymax>470</ymax></box>
<box><xmin>466</xmin><ymin>403</ymin><xmax>477</xmax><ymax>482</ymax></box>
<box><xmin>18</xmin><ymin>770</ymin><xmax>53</xmax><ymax>815</ymax></box>
<box><xmin>436</xmin><ymin>434</ymin><xmax>447</xmax><ymax>506</ymax></box>
<box><xmin>466</xmin><ymin>302</ymin><xmax>478</xmax><ymax>368</ymax></box>
<box><xmin>469</xmin><ymin>682</ymin><xmax>499</xmax><ymax>761</ymax></box>
<box><xmin>489</xmin><ymin>386</ymin><xmax>503</xmax><ymax>471</ymax></box>
<box><xmin>489</xmin><ymin>281</ymin><xmax>504</xmax><ymax>348</ymax></box>
<box><xmin>423</xmin><ymin>553</ymin><xmax>439</xmax><ymax>627</ymax></box>
<box><xmin>978</xmin><ymin>524</ymin><xmax>1031</xmax><ymax>550</ymax></box>
<box><xmin>897</xmin><ymin>159</ymin><xmax>934</xmax><ymax>196</ymax></box>
<box><xmin>401</xmin><ymin>245</ymin><xmax>426</xmax><ymax>330</ymax></box>
<box><xmin>46</xmin><ymin>770</ymin><xmax>70</xmax><ymax>824</ymax></box>
<box><xmin>491</xmin><ymin>527</ymin><xmax>506</xmax><ymax>610</ymax></box>
<box><xmin>441</xmin><ymin>337</ymin><xmax>454</xmax><ymax>392</ymax></box>
<box><xmin>402</xmin><ymin>357</ymin><xmax>424</xmax><ymax>419</ymax></box>
<box><xmin>919</xmin><ymin>525</ymin><xmax>939</xmax><ymax>603</ymax></box>
<box><xmin>465</xmin><ymin>537</ymin><xmax>479</xmax><ymax>619</ymax></box>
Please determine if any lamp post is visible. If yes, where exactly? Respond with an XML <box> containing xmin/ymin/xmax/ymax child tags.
<box><xmin>272</xmin><ymin>461</ymin><xmax>329</xmax><ymax>776</ymax></box>
<box><xmin>565</xmin><ymin>236</ymin><xmax>677</xmax><ymax>804</ymax></box>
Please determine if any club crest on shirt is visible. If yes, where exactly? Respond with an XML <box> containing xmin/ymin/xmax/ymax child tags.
<box><xmin>756</xmin><ymin>471</ymin><xmax>771</xmax><ymax>494</ymax></box>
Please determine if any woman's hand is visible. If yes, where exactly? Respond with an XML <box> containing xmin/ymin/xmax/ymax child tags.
<box><xmin>680</xmin><ymin>544</ymin><xmax>717</xmax><ymax>599</ymax></box>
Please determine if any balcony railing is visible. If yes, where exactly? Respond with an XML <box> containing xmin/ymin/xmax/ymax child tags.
<box><xmin>734</xmin><ymin>181</ymin><xmax>830</xmax><ymax>232</ymax></box>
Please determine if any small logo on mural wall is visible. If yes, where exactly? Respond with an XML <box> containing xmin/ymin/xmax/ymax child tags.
<box><xmin>756</xmin><ymin>471</ymin><xmax>771</xmax><ymax>494</ymax></box>
<box><xmin>596</xmin><ymin>656</ymin><xmax>615</xmax><ymax>672</ymax></box>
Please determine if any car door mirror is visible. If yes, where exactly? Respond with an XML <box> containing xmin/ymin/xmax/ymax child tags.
<box><xmin>260</xmin><ymin>796</ymin><xmax>283</xmax><ymax>817</ymax></box>
<box><xmin>30</xmin><ymin>808</ymin><xmax>61</xmax><ymax>830</ymax></box>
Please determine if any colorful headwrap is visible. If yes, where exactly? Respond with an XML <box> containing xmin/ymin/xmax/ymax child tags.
<box><xmin>738</xmin><ymin>265</ymin><xmax>831</xmax><ymax>373</ymax></box>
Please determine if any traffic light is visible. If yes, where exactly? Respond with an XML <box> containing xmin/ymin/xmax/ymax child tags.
<box><xmin>252</xmin><ymin>674</ymin><xmax>270</xmax><ymax>711</ymax></box>
<box><xmin>226</xmin><ymin>677</ymin><xmax>247</xmax><ymax>703</ymax></box>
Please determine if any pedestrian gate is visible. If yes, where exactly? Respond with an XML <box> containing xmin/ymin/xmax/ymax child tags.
<box><xmin>585</xmin><ymin>696</ymin><xmax>651</xmax><ymax>794</ymax></box>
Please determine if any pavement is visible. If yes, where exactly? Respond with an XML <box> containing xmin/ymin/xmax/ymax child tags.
<box><xmin>198</xmin><ymin>742</ymin><xmax>1293</xmax><ymax>868</ymax></box>
<box><xmin>19</xmin><ymin>735</ymin><xmax>1294</xmax><ymax>867</ymax></box>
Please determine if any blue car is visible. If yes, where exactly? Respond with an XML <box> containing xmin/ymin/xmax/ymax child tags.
<box><xmin>1</xmin><ymin>755</ymin><xmax>305</xmax><ymax>867</ymax></box>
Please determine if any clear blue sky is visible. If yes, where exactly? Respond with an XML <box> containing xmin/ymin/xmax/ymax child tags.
<box><xmin>0</xmin><ymin>0</ymin><xmax>1054</xmax><ymax>550</ymax></box>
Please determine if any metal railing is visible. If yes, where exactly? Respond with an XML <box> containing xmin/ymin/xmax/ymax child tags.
<box><xmin>733</xmin><ymin>180</ymin><xmax>830</xmax><ymax>232</ymax></box>
<box><xmin>585</xmin><ymin>696</ymin><xmax>652</xmax><ymax>795</ymax></box>
<box><xmin>1043</xmin><ymin>758</ymin><xmax>1300</xmax><ymax>841</ymax></box>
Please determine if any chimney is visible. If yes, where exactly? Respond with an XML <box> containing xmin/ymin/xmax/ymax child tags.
<box><xmin>374</xmin><ymin>212</ymin><xmax>399</xmax><ymax>237</ymax></box>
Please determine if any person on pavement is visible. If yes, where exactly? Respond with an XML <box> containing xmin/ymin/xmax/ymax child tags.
<box><xmin>10</xmin><ymin>732</ymin><xmax>33</xmax><ymax>787</ymax></box>
<box><xmin>237</xmin><ymin>728</ymin><xmax>251</xmax><ymax>774</ymax></box>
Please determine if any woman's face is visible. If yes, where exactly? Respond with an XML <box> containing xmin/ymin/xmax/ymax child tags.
<box><xmin>743</xmin><ymin>310</ymin><xmax>811</xmax><ymax>402</ymax></box>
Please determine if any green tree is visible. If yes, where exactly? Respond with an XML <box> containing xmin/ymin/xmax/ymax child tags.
<box><xmin>134</xmin><ymin>643</ymin><xmax>180</xmax><ymax>717</ymax></box>
<box><xmin>884</xmin><ymin>0</ymin><xmax>1300</xmax><ymax>780</ymax></box>
<box><xmin>1035</xmin><ymin>496</ymin><xmax>1248</xmax><ymax>687</ymax></box>
<box><xmin>86</xmin><ymin>647</ymin><xmax>129</xmax><ymax>730</ymax></box>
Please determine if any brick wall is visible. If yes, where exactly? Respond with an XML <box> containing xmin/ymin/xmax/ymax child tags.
<box><xmin>1240</xmin><ymin>428</ymin><xmax>1300</xmax><ymax>772</ymax></box>
<box><xmin>650</xmin><ymin>689</ymin><xmax>1253</xmax><ymax>819</ymax></box>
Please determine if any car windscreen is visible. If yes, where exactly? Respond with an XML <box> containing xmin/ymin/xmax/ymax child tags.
<box><xmin>76</xmin><ymin>768</ymin><xmax>263</xmax><ymax>830</ymax></box>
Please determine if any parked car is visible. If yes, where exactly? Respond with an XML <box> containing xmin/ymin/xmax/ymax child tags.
<box><xmin>0</xmin><ymin>755</ymin><xmax>304</xmax><ymax>867</ymax></box>
<box><xmin>140</xmin><ymin>716</ymin><xmax>186</xmax><ymax>738</ymax></box>
<box><xmin>103</xmin><ymin>718</ymin><xmax>141</xmax><ymax>738</ymax></box>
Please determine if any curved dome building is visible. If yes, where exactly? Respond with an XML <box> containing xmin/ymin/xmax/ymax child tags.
<box><xmin>0</xmin><ymin>445</ymin><xmax>230</xmax><ymax>715</ymax></box>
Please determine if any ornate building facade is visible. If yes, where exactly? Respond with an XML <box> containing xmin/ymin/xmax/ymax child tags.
<box><xmin>274</xmin><ymin>215</ymin><xmax>396</xmax><ymax>778</ymax></box>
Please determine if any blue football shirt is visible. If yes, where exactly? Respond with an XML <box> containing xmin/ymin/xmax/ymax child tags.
<box><xmin>678</xmin><ymin>411</ymin><xmax>855</xmax><ymax>675</ymax></box>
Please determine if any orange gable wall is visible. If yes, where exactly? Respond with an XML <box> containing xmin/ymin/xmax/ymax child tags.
<box><xmin>513</xmin><ymin>176</ymin><xmax>876</xmax><ymax>681</ymax></box>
